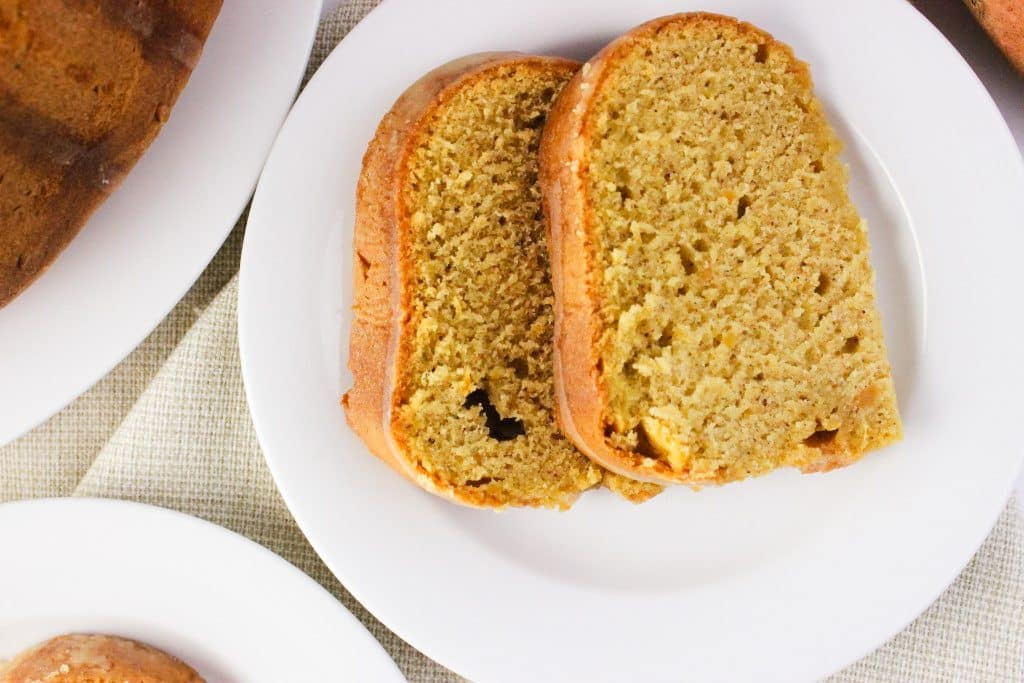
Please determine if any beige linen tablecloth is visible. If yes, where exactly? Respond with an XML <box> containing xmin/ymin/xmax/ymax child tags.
<box><xmin>2</xmin><ymin>4</ymin><xmax>1022</xmax><ymax>681</ymax></box>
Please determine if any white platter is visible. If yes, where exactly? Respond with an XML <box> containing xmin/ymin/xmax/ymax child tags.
<box><xmin>0</xmin><ymin>0</ymin><xmax>322</xmax><ymax>446</ymax></box>
<box><xmin>238</xmin><ymin>1</ymin><xmax>1024</xmax><ymax>680</ymax></box>
<box><xmin>0</xmin><ymin>498</ymin><xmax>402</xmax><ymax>682</ymax></box>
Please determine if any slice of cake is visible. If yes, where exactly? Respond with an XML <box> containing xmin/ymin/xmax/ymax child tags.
<box><xmin>343</xmin><ymin>53</ymin><xmax>660</xmax><ymax>508</ymax></box>
<box><xmin>540</xmin><ymin>13</ymin><xmax>902</xmax><ymax>486</ymax></box>
<box><xmin>0</xmin><ymin>0</ymin><xmax>222</xmax><ymax>308</ymax></box>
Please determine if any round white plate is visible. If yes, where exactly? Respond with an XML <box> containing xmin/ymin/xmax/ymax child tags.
<box><xmin>238</xmin><ymin>1</ymin><xmax>1024</xmax><ymax>681</ymax></box>
<box><xmin>0</xmin><ymin>498</ymin><xmax>402</xmax><ymax>682</ymax></box>
<box><xmin>0</xmin><ymin>0</ymin><xmax>322</xmax><ymax>446</ymax></box>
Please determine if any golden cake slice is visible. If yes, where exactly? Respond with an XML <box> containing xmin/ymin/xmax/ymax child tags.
<box><xmin>0</xmin><ymin>634</ymin><xmax>203</xmax><ymax>683</ymax></box>
<box><xmin>540</xmin><ymin>13</ymin><xmax>902</xmax><ymax>486</ymax></box>
<box><xmin>342</xmin><ymin>53</ymin><xmax>660</xmax><ymax>508</ymax></box>
<box><xmin>0</xmin><ymin>0</ymin><xmax>222</xmax><ymax>308</ymax></box>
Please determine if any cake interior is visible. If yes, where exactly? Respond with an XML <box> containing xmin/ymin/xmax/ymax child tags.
<box><xmin>585</xmin><ymin>17</ymin><xmax>901</xmax><ymax>480</ymax></box>
<box><xmin>394</xmin><ymin>62</ymin><xmax>605</xmax><ymax>507</ymax></box>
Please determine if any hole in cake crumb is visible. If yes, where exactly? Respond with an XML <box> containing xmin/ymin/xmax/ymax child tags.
<box><xmin>497</xmin><ymin>215</ymin><xmax>507</xmax><ymax>226</ymax></box>
<box><xmin>753</xmin><ymin>372</ymin><xmax>764</xmax><ymax>381</ymax></box>
<box><xmin>603</xmin><ymin>422</ymin><xmax>615</xmax><ymax>438</ymax></box>
<box><xmin>356</xmin><ymin>252</ymin><xmax>370</xmax><ymax>277</ymax></box>
<box><xmin>842</xmin><ymin>336</ymin><xmax>860</xmax><ymax>353</ymax></box>
<box><xmin>815</xmin><ymin>272</ymin><xmax>830</xmax><ymax>295</ymax></box>
<box><xmin>541</xmin><ymin>87</ymin><xmax>555</xmax><ymax>101</ymax></box>
<box><xmin>737</xmin><ymin>195</ymin><xmax>751</xmax><ymax>219</ymax></box>
<box><xmin>520</xmin><ymin>113</ymin><xmax>546</xmax><ymax>130</ymax></box>
<box><xmin>463</xmin><ymin>389</ymin><xmax>526</xmax><ymax>442</ymax></box>
<box><xmin>804</xmin><ymin>429</ymin><xmax>839</xmax><ymax>448</ymax></box>
<box><xmin>465</xmin><ymin>476</ymin><xmax>494</xmax><ymax>487</ymax></box>
<box><xmin>510</xmin><ymin>358</ymin><xmax>529</xmax><ymax>378</ymax></box>
<box><xmin>622</xmin><ymin>362</ymin><xmax>637</xmax><ymax>378</ymax></box>
<box><xmin>616</xmin><ymin>184</ymin><xmax>632</xmax><ymax>201</ymax></box>
<box><xmin>693</xmin><ymin>238</ymin><xmax>709</xmax><ymax>252</ymax></box>
<box><xmin>755</xmin><ymin>43</ymin><xmax>769</xmax><ymax>63</ymax></box>
<box><xmin>633</xmin><ymin>423</ymin><xmax>659</xmax><ymax>459</ymax></box>
<box><xmin>677</xmin><ymin>285</ymin><xmax>688</xmax><ymax>296</ymax></box>
<box><xmin>657</xmin><ymin>329</ymin><xmax>673</xmax><ymax>347</ymax></box>
<box><xmin>681</xmin><ymin>245</ymin><xmax>696</xmax><ymax>275</ymax></box>
<box><xmin>810</xmin><ymin>159</ymin><xmax>824</xmax><ymax>173</ymax></box>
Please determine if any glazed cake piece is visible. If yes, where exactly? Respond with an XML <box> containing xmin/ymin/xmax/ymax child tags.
<box><xmin>0</xmin><ymin>0</ymin><xmax>222</xmax><ymax>307</ymax></box>
<box><xmin>540</xmin><ymin>13</ymin><xmax>901</xmax><ymax>485</ymax></box>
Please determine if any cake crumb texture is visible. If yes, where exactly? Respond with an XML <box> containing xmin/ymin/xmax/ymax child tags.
<box><xmin>393</xmin><ymin>61</ymin><xmax>609</xmax><ymax>508</ymax></box>
<box><xmin>581</xmin><ymin>14</ymin><xmax>901</xmax><ymax>482</ymax></box>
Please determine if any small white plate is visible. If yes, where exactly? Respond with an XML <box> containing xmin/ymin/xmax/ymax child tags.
<box><xmin>0</xmin><ymin>498</ymin><xmax>403</xmax><ymax>682</ymax></box>
<box><xmin>238</xmin><ymin>1</ymin><xmax>1024</xmax><ymax>681</ymax></box>
<box><xmin>0</xmin><ymin>0</ymin><xmax>322</xmax><ymax>446</ymax></box>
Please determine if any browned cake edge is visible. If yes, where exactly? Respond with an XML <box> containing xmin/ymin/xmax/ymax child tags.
<box><xmin>964</xmin><ymin>0</ymin><xmax>1024</xmax><ymax>75</ymax></box>
<box><xmin>539</xmin><ymin>12</ymin><xmax>861</xmax><ymax>486</ymax></box>
<box><xmin>0</xmin><ymin>634</ymin><xmax>204</xmax><ymax>683</ymax></box>
<box><xmin>0</xmin><ymin>1</ymin><xmax>223</xmax><ymax>308</ymax></box>
<box><xmin>342</xmin><ymin>53</ymin><xmax>589</xmax><ymax>508</ymax></box>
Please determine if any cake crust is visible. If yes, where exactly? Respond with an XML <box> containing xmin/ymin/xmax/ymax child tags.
<box><xmin>0</xmin><ymin>634</ymin><xmax>203</xmax><ymax>683</ymax></box>
<box><xmin>540</xmin><ymin>13</ymin><xmax>900</xmax><ymax>485</ymax></box>
<box><xmin>0</xmin><ymin>0</ymin><xmax>222</xmax><ymax>308</ymax></box>
<box><xmin>964</xmin><ymin>0</ymin><xmax>1024</xmax><ymax>75</ymax></box>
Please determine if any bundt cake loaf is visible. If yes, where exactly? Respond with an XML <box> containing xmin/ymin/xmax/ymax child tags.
<box><xmin>0</xmin><ymin>0</ymin><xmax>222</xmax><ymax>307</ymax></box>
<box><xmin>963</xmin><ymin>0</ymin><xmax>1024</xmax><ymax>75</ymax></box>
<box><xmin>539</xmin><ymin>13</ymin><xmax>902</xmax><ymax>486</ymax></box>
<box><xmin>0</xmin><ymin>634</ymin><xmax>203</xmax><ymax>683</ymax></box>
<box><xmin>342</xmin><ymin>53</ymin><xmax>660</xmax><ymax>508</ymax></box>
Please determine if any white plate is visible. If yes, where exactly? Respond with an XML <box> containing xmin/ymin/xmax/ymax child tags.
<box><xmin>238</xmin><ymin>1</ymin><xmax>1024</xmax><ymax>681</ymax></box>
<box><xmin>0</xmin><ymin>498</ymin><xmax>403</xmax><ymax>682</ymax></box>
<box><xmin>0</xmin><ymin>0</ymin><xmax>322</xmax><ymax>446</ymax></box>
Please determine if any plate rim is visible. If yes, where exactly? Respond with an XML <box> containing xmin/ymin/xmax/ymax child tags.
<box><xmin>0</xmin><ymin>496</ymin><xmax>404</xmax><ymax>682</ymax></box>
